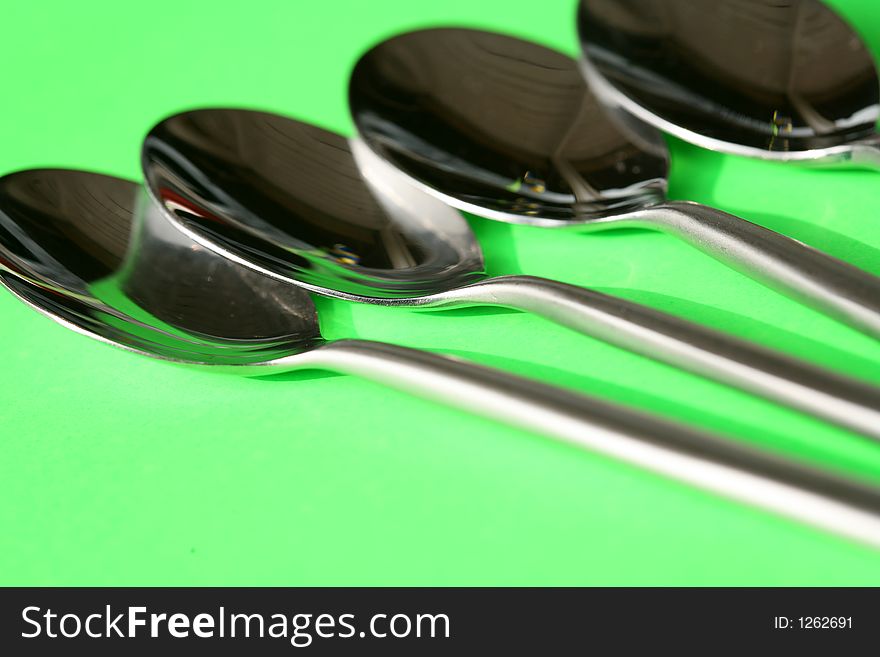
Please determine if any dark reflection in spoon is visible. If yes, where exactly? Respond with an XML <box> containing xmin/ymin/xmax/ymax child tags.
<box><xmin>0</xmin><ymin>168</ymin><xmax>322</xmax><ymax>362</ymax></box>
<box><xmin>143</xmin><ymin>110</ymin><xmax>485</xmax><ymax>298</ymax></box>
<box><xmin>578</xmin><ymin>0</ymin><xmax>880</xmax><ymax>156</ymax></box>
<box><xmin>349</xmin><ymin>27</ymin><xmax>668</xmax><ymax>221</ymax></box>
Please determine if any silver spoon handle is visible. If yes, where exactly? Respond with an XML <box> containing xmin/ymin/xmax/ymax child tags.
<box><xmin>260</xmin><ymin>338</ymin><xmax>880</xmax><ymax>548</ymax></box>
<box><xmin>421</xmin><ymin>275</ymin><xmax>880</xmax><ymax>441</ymax></box>
<box><xmin>633</xmin><ymin>201</ymin><xmax>880</xmax><ymax>340</ymax></box>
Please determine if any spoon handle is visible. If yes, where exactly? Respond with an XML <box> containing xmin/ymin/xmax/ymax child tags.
<box><xmin>422</xmin><ymin>275</ymin><xmax>880</xmax><ymax>441</ymax></box>
<box><xmin>634</xmin><ymin>201</ymin><xmax>880</xmax><ymax>340</ymax></box>
<box><xmin>269</xmin><ymin>338</ymin><xmax>880</xmax><ymax>548</ymax></box>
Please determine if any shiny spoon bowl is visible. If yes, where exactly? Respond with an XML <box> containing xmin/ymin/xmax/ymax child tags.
<box><xmin>140</xmin><ymin>107</ymin><xmax>880</xmax><ymax>440</ymax></box>
<box><xmin>348</xmin><ymin>27</ymin><xmax>880</xmax><ymax>340</ymax></box>
<box><xmin>577</xmin><ymin>0</ymin><xmax>880</xmax><ymax>166</ymax></box>
<box><xmin>5</xmin><ymin>167</ymin><xmax>880</xmax><ymax>547</ymax></box>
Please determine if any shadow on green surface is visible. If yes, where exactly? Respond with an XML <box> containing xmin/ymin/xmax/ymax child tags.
<box><xmin>667</xmin><ymin>139</ymin><xmax>880</xmax><ymax>273</ymax></box>
<box><xmin>666</xmin><ymin>136</ymin><xmax>727</xmax><ymax>197</ymax></box>
<box><xmin>254</xmin><ymin>346</ymin><xmax>880</xmax><ymax>485</ymax></box>
<box><xmin>466</xmin><ymin>213</ymin><xmax>523</xmax><ymax>277</ymax></box>
<box><xmin>422</xmin><ymin>305</ymin><xmax>520</xmax><ymax>317</ymax></box>
<box><xmin>598</xmin><ymin>288</ymin><xmax>880</xmax><ymax>383</ymax></box>
<box><xmin>257</xmin><ymin>368</ymin><xmax>342</xmax><ymax>382</ymax></box>
<box><xmin>720</xmin><ymin>207</ymin><xmax>880</xmax><ymax>275</ymax></box>
<box><xmin>401</xmin><ymin>281</ymin><xmax>880</xmax><ymax>382</ymax></box>
<box><xmin>311</xmin><ymin>261</ymin><xmax>880</xmax><ymax>383</ymax></box>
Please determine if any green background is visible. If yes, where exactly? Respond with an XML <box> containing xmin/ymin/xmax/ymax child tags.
<box><xmin>3</xmin><ymin>0</ymin><xmax>880</xmax><ymax>585</ymax></box>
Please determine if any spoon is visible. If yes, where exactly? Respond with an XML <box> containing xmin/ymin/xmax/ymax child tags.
<box><xmin>4</xmin><ymin>168</ymin><xmax>880</xmax><ymax>548</ymax></box>
<box><xmin>577</xmin><ymin>0</ymin><xmax>880</xmax><ymax>166</ymax></box>
<box><xmin>347</xmin><ymin>27</ymin><xmax>880</xmax><ymax>340</ymax></box>
<box><xmin>141</xmin><ymin>107</ymin><xmax>880</xmax><ymax>441</ymax></box>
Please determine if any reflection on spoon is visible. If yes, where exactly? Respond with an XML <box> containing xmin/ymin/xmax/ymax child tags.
<box><xmin>577</xmin><ymin>0</ymin><xmax>880</xmax><ymax>163</ymax></box>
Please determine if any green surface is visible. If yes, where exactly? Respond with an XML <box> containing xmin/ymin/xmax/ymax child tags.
<box><xmin>2</xmin><ymin>0</ymin><xmax>880</xmax><ymax>585</ymax></box>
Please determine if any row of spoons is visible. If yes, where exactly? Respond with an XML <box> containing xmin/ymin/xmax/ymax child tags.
<box><xmin>2</xmin><ymin>21</ymin><xmax>880</xmax><ymax>546</ymax></box>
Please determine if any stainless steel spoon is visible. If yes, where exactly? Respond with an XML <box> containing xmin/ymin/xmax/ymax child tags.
<box><xmin>4</xmin><ymin>167</ymin><xmax>880</xmax><ymax>547</ymax></box>
<box><xmin>577</xmin><ymin>0</ymin><xmax>880</xmax><ymax>166</ymax></box>
<box><xmin>141</xmin><ymin>107</ymin><xmax>880</xmax><ymax>440</ymax></box>
<box><xmin>348</xmin><ymin>27</ymin><xmax>880</xmax><ymax>340</ymax></box>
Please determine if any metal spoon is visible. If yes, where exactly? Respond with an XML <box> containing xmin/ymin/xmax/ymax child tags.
<box><xmin>348</xmin><ymin>27</ymin><xmax>880</xmax><ymax>340</ymax></box>
<box><xmin>577</xmin><ymin>0</ymin><xmax>880</xmax><ymax>166</ymax></box>
<box><xmin>4</xmin><ymin>168</ymin><xmax>880</xmax><ymax>548</ymax></box>
<box><xmin>141</xmin><ymin>107</ymin><xmax>880</xmax><ymax>440</ymax></box>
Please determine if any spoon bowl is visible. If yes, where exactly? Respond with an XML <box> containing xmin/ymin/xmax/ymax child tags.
<box><xmin>577</xmin><ymin>0</ymin><xmax>880</xmax><ymax>165</ymax></box>
<box><xmin>144</xmin><ymin>111</ymin><xmax>484</xmax><ymax>300</ymax></box>
<box><xmin>349</xmin><ymin>28</ymin><xmax>669</xmax><ymax>223</ymax></box>
<box><xmin>0</xmin><ymin>168</ymin><xmax>322</xmax><ymax>365</ymax></box>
